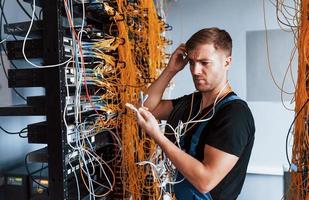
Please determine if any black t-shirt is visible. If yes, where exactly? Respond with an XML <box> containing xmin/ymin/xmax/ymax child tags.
<box><xmin>166</xmin><ymin>91</ymin><xmax>255</xmax><ymax>200</ymax></box>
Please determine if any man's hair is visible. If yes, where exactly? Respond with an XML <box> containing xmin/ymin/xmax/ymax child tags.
<box><xmin>185</xmin><ymin>27</ymin><xmax>232</xmax><ymax>56</ymax></box>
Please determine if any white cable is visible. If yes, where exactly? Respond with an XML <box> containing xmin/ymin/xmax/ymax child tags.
<box><xmin>78</xmin><ymin>146</ymin><xmax>95</xmax><ymax>199</ymax></box>
<box><xmin>62</xmin><ymin>0</ymin><xmax>119</xmax><ymax>198</ymax></box>
<box><xmin>136</xmin><ymin>83</ymin><xmax>230</xmax><ymax>196</ymax></box>
<box><xmin>69</xmin><ymin>161</ymin><xmax>81</xmax><ymax>200</ymax></box>
<box><xmin>0</xmin><ymin>35</ymin><xmax>9</xmax><ymax>44</ymax></box>
<box><xmin>80</xmin><ymin>148</ymin><xmax>115</xmax><ymax>196</ymax></box>
<box><xmin>64</xmin><ymin>2</ymin><xmax>95</xmax><ymax>197</ymax></box>
<box><xmin>22</xmin><ymin>0</ymin><xmax>72</xmax><ymax>68</ymax></box>
<box><xmin>182</xmin><ymin>82</ymin><xmax>229</xmax><ymax>125</ymax></box>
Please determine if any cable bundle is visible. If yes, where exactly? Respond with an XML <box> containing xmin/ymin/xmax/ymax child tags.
<box><xmin>263</xmin><ymin>0</ymin><xmax>299</xmax><ymax>110</ymax></box>
<box><xmin>288</xmin><ymin>0</ymin><xmax>309</xmax><ymax>199</ymax></box>
<box><xmin>62</xmin><ymin>0</ymin><xmax>124</xmax><ymax>199</ymax></box>
<box><xmin>62</xmin><ymin>0</ymin><xmax>172</xmax><ymax>199</ymax></box>
<box><xmin>102</xmin><ymin>0</ymin><xmax>171</xmax><ymax>199</ymax></box>
<box><xmin>265</xmin><ymin>0</ymin><xmax>309</xmax><ymax>199</ymax></box>
<box><xmin>1</xmin><ymin>0</ymin><xmax>171</xmax><ymax>198</ymax></box>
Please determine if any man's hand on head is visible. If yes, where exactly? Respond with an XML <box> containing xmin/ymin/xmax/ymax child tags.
<box><xmin>166</xmin><ymin>43</ymin><xmax>189</xmax><ymax>73</ymax></box>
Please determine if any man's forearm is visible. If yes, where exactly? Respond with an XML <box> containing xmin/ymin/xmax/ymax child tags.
<box><xmin>143</xmin><ymin>68</ymin><xmax>177</xmax><ymax>111</ymax></box>
<box><xmin>153</xmin><ymin>132</ymin><xmax>213</xmax><ymax>193</ymax></box>
<box><xmin>144</xmin><ymin>43</ymin><xmax>188</xmax><ymax>111</ymax></box>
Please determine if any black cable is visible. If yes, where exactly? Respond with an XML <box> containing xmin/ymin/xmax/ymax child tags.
<box><xmin>39</xmin><ymin>9</ymin><xmax>43</xmax><ymax>20</ymax></box>
<box><xmin>0</xmin><ymin>43</ymin><xmax>18</xmax><ymax>69</ymax></box>
<box><xmin>0</xmin><ymin>126</ymin><xmax>28</xmax><ymax>138</ymax></box>
<box><xmin>25</xmin><ymin>153</ymin><xmax>49</xmax><ymax>190</ymax></box>
<box><xmin>0</xmin><ymin>45</ymin><xmax>27</xmax><ymax>101</ymax></box>
<box><xmin>33</xmin><ymin>162</ymin><xmax>46</xmax><ymax>192</ymax></box>
<box><xmin>0</xmin><ymin>0</ymin><xmax>17</xmax><ymax>40</ymax></box>
<box><xmin>0</xmin><ymin>1</ymin><xmax>19</xmax><ymax>69</ymax></box>
<box><xmin>0</xmin><ymin>0</ymin><xmax>27</xmax><ymax>101</ymax></box>
<box><xmin>16</xmin><ymin>0</ymin><xmax>32</xmax><ymax>19</ymax></box>
<box><xmin>17</xmin><ymin>0</ymin><xmax>39</xmax><ymax>20</ymax></box>
<box><xmin>31</xmin><ymin>2</ymin><xmax>39</xmax><ymax>20</ymax></box>
<box><xmin>0</xmin><ymin>0</ymin><xmax>21</xmax><ymax>65</ymax></box>
<box><xmin>0</xmin><ymin>126</ymin><xmax>27</xmax><ymax>134</ymax></box>
<box><xmin>0</xmin><ymin>0</ymin><xmax>8</xmax><ymax>26</ymax></box>
<box><xmin>18</xmin><ymin>127</ymin><xmax>28</xmax><ymax>138</ymax></box>
<box><xmin>39</xmin><ymin>162</ymin><xmax>44</xmax><ymax>182</ymax></box>
<box><xmin>0</xmin><ymin>52</ymin><xmax>27</xmax><ymax>101</ymax></box>
<box><xmin>0</xmin><ymin>1</ymin><xmax>26</xmax><ymax>99</ymax></box>
<box><xmin>285</xmin><ymin>98</ymin><xmax>309</xmax><ymax>168</ymax></box>
<box><xmin>283</xmin><ymin>98</ymin><xmax>309</xmax><ymax>199</ymax></box>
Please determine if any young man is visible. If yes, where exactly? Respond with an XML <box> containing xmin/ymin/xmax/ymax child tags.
<box><xmin>136</xmin><ymin>28</ymin><xmax>255</xmax><ymax>200</ymax></box>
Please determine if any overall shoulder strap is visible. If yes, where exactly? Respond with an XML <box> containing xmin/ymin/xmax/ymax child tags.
<box><xmin>188</xmin><ymin>94</ymin><xmax>241</xmax><ymax>156</ymax></box>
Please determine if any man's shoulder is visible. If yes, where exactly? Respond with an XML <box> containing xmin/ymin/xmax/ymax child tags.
<box><xmin>211</xmin><ymin>95</ymin><xmax>255</xmax><ymax>137</ymax></box>
<box><xmin>219</xmin><ymin>93</ymin><xmax>252</xmax><ymax>114</ymax></box>
<box><xmin>220</xmin><ymin>97</ymin><xmax>252</xmax><ymax>117</ymax></box>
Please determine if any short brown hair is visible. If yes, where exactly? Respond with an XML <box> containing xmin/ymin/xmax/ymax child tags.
<box><xmin>186</xmin><ymin>27</ymin><xmax>232</xmax><ymax>56</ymax></box>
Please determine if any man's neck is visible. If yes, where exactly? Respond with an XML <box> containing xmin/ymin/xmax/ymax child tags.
<box><xmin>201</xmin><ymin>83</ymin><xmax>232</xmax><ymax>109</ymax></box>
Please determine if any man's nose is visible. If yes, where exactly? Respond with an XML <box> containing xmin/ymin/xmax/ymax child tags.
<box><xmin>191</xmin><ymin>63</ymin><xmax>202</xmax><ymax>75</ymax></box>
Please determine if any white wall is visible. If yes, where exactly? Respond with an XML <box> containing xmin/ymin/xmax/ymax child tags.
<box><xmin>166</xmin><ymin>0</ymin><xmax>296</xmax><ymax>199</ymax></box>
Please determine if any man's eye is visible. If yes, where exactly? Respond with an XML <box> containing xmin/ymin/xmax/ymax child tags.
<box><xmin>201</xmin><ymin>62</ymin><xmax>208</xmax><ymax>65</ymax></box>
<box><xmin>189</xmin><ymin>61</ymin><xmax>194</xmax><ymax>66</ymax></box>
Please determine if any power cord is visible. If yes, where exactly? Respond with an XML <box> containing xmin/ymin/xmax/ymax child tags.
<box><xmin>0</xmin><ymin>126</ymin><xmax>28</xmax><ymax>138</ymax></box>
<box><xmin>0</xmin><ymin>0</ymin><xmax>27</xmax><ymax>101</ymax></box>
<box><xmin>25</xmin><ymin>153</ymin><xmax>49</xmax><ymax>190</ymax></box>
<box><xmin>285</xmin><ymin>98</ymin><xmax>309</xmax><ymax>168</ymax></box>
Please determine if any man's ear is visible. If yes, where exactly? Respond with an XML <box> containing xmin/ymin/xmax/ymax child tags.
<box><xmin>225</xmin><ymin>56</ymin><xmax>232</xmax><ymax>69</ymax></box>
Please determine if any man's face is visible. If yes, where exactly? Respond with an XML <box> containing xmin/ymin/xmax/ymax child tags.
<box><xmin>187</xmin><ymin>43</ymin><xmax>231</xmax><ymax>93</ymax></box>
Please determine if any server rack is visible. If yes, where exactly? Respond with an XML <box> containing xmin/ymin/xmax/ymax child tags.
<box><xmin>1</xmin><ymin>1</ymin><xmax>171</xmax><ymax>199</ymax></box>
<box><xmin>43</xmin><ymin>1</ymin><xmax>67</xmax><ymax>199</ymax></box>
<box><xmin>0</xmin><ymin>1</ymin><xmax>115</xmax><ymax>199</ymax></box>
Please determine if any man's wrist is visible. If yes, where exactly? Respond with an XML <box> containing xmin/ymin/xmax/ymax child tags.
<box><xmin>163</xmin><ymin>67</ymin><xmax>179</xmax><ymax>76</ymax></box>
<box><xmin>152</xmin><ymin>130</ymin><xmax>167</xmax><ymax>145</ymax></box>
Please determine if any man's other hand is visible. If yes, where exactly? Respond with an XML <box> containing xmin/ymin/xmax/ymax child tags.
<box><xmin>166</xmin><ymin>43</ymin><xmax>189</xmax><ymax>73</ymax></box>
<box><xmin>136</xmin><ymin>107</ymin><xmax>162</xmax><ymax>140</ymax></box>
